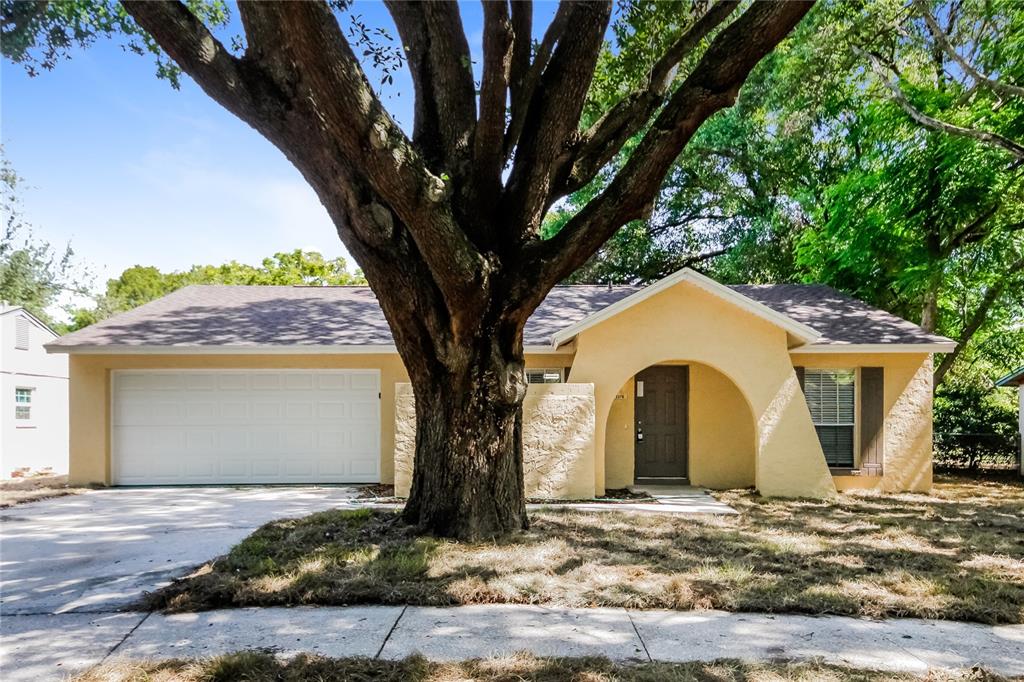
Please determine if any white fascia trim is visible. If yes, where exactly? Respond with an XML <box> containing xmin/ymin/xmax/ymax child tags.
<box><xmin>550</xmin><ymin>267</ymin><xmax>822</xmax><ymax>348</ymax></box>
<box><xmin>46</xmin><ymin>343</ymin><xmax>573</xmax><ymax>356</ymax></box>
<box><xmin>790</xmin><ymin>342</ymin><xmax>958</xmax><ymax>354</ymax></box>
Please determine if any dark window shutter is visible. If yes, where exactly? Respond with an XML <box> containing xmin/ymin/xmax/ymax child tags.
<box><xmin>860</xmin><ymin>367</ymin><xmax>884</xmax><ymax>475</ymax></box>
<box><xmin>795</xmin><ymin>366</ymin><xmax>805</xmax><ymax>391</ymax></box>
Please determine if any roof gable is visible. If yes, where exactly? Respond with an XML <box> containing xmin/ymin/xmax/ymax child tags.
<box><xmin>1</xmin><ymin>306</ymin><xmax>58</xmax><ymax>338</ymax></box>
<box><xmin>551</xmin><ymin>268</ymin><xmax>821</xmax><ymax>348</ymax></box>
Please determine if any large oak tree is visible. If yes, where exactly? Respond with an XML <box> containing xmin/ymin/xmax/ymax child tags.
<box><xmin>3</xmin><ymin>0</ymin><xmax>813</xmax><ymax>539</ymax></box>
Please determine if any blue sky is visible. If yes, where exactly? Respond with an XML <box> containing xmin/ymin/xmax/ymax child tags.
<box><xmin>2</xmin><ymin>2</ymin><xmax>557</xmax><ymax>291</ymax></box>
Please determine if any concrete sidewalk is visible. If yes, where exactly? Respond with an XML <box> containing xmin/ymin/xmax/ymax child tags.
<box><xmin>3</xmin><ymin>605</ymin><xmax>1022</xmax><ymax>680</ymax></box>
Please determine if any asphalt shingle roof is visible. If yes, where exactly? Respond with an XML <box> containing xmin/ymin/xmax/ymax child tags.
<box><xmin>48</xmin><ymin>282</ymin><xmax>948</xmax><ymax>350</ymax></box>
<box><xmin>732</xmin><ymin>284</ymin><xmax>952</xmax><ymax>346</ymax></box>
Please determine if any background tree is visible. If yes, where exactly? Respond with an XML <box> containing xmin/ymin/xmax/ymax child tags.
<box><xmin>0</xmin><ymin>151</ymin><xmax>88</xmax><ymax>328</ymax></box>
<box><xmin>68</xmin><ymin>250</ymin><xmax>364</xmax><ymax>329</ymax></box>
<box><xmin>565</xmin><ymin>0</ymin><xmax>1023</xmax><ymax>394</ymax></box>
<box><xmin>2</xmin><ymin>0</ymin><xmax>814</xmax><ymax>539</ymax></box>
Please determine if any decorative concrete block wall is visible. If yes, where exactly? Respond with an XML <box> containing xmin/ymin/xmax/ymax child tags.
<box><xmin>394</xmin><ymin>383</ymin><xmax>596</xmax><ymax>499</ymax></box>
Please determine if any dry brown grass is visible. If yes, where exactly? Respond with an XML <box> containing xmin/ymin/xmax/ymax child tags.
<box><xmin>144</xmin><ymin>475</ymin><xmax>1024</xmax><ymax>624</ymax></box>
<box><xmin>72</xmin><ymin>651</ymin><xmax>1011</xmax><ymax>682</ymax></box>
<box><xmin>0</xmin><ymin>474</ymin><xmax>88</xmax><ymax>507</ymax></box>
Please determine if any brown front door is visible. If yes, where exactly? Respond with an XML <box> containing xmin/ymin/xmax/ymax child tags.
<box><xmin>634</xmin><ymin>365</ymin><xmax>689</xmax><ymax>480</ymax></box>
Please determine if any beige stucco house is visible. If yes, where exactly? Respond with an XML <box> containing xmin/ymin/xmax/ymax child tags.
<box><xmin>47</xmin><ymin>268</ymin><xmax>954</xmax><ymax>498</ymax></box>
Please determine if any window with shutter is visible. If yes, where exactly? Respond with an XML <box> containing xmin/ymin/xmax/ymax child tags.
<box><xmin>803</xmin><ymin>369</ymin><xmax>856</xmax><ymax>467</ymax></box>
<box><xmin>15</xmin><ymin>316</ymin><xmax>30</xmax><ymax>350</ymax></box>
<box><xmin>526</xmin><ymin>368</ymin><xmax>563</xmax><ymax>384</ymax></box>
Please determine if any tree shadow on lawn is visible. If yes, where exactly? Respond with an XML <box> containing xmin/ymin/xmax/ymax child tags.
<box><xmin>143</xmin><ymin>476</ymin><xmax>1024</xmax><ymax>624</ymax></box>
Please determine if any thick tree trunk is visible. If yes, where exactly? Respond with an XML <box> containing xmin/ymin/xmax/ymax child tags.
<box><xmin>401</xmin><ymin>335</ymin><xmax>529</xmax><ymax>540</ymax></box>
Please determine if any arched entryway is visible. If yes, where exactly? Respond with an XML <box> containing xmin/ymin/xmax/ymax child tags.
<box><xmin>604</xmin><ymin>361</ymin><xmax>756</xmax><ymax>490</ymax></box>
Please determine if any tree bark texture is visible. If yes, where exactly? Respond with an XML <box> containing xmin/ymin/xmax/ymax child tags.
<box><xmin>121</xmin><ymin>0</ymin><xmax>814</xmax><ymax>539</ymax></box>
<box><xmin>404</xmin><ymin>336</ymin><xmax>528</xmax><ymax>538</ymax></box>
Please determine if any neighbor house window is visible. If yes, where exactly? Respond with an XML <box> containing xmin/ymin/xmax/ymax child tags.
<box><xmin>526</xmin><ymin>368</ymin><xmax>563</xmax><ymax>384</ymax></box>
<box><xmin>14</xmin><ymin>387</ymin><xmax>33</xmax><ymax>421</ymax></box>
<box><xmin>803</xmin><ymin>369</ymin><xmax>855</xmax><ymax>468</ymax></box>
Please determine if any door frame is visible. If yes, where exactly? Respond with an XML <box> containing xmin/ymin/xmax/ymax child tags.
<box><xmin>633</xmin><ymin>364</ymin><xmax>690</xmax><ymax>483</ymax></box>
<box><xmin>109</xmin><ymin>368</ymin><xmax>382</xmax><ymax>485</ymax></box>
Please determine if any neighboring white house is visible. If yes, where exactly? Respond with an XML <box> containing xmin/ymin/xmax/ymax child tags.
<box><xmin>0</xmin><ymin>303</ymin><xmax>69</xmax><ymax>477</ymax></box>
<box><xmin>996</xmin><ymin>366</ymin><xmax>1024</xmax><ymax>476</ymax></box>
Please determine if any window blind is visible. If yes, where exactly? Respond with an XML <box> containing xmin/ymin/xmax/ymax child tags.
<box><xmin>803</xmin><ymin>369</ymin><xmax>855</xmax><ymax>467</ymax></box>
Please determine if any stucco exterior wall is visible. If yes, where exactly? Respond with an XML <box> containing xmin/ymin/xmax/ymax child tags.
<box><xmin>604</xmin><ymin>378</ymin><xmax>635</xmax><ymax>488</ymax></box>
<box><xmin>790</xmin><ymin>352</ymin><xmax>934</xmax><ymax>493</ymax></box>
<box><xmin>567</xmin><ymin>280</ymin><xmax>835</xmax><ymax>498</ymax></box>
<box><xmin>689</xmin><ymin>363</ymin><xmax>756</xmax><ymax>489</ymax></box>
<box><xmin>66</xmin><ymin>351</ymin><xmax>574</xmax><ymax>487</ymax></box>
<box><xmin>394</xmin><ymin>382</ymin><xmax>596</xmax><ymax>499</ymax></box>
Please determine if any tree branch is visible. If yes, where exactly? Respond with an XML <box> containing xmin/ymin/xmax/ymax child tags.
<box><xmin>135</xmin><ymin>1</ymin><xmax>487</xmax><ymax>327</ymax></box>
<box><xmin>473</xmin><ymin>0</ymin><xmax>513</xmax><ymax>202</ymax></box>
<box><xmin>122</xmin><ymin>1</ymin><xmax>274</xmax><ymax>122</ymax></box>
<box><xmin>557</xmin><ymin>0</ymin><xmax>740</xmax><ymax>196</ymax></box>
<box><xmin>521</xmin><ymin>1</ymin><xmax>815</xmax><ymax>302</ymax></box>
<box><xmin>502</xmin><ymin>1</ymin><xmax>612</xmax><ymax>237</ymax></box>
<box><xmin>508</xmin><ymin>0</ymin><xmax>532</xmax><ymax>135</ymax></box>
<box><xmin>933</xmin><ymin>255</ymin><xmax>1024</xmax><ymax>387</ymax></box>
<box><xmin>503</xmin><ymin>1</ymin><xmax>576</xmax><ymax>160</ymax></box>
<box><xmin>912</xmin><ymin>0</ymin><xmax>1024</xmax><ymax>100</ymax></box>
<box><xmin>862</xmin><ymin>48</ymin><xmax>1024</xmax><ymax>160</ymax></box>
<box><xmin>385</xmin><ymin>1</ymin><xmax>477</xmax><ymax>176</ymax></box>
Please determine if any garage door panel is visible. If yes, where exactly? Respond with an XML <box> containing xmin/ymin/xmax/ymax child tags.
<box><xmin>249</xmin><ymin>374</ymin><xmax>279</xmax><ymax>390</ymax></box>
<box><xmin>350</xmin><ymin>401</ymin><xmax>378</xmax><ymax>420</ymax></box>
<box><xmin>183</xmin><ymin>458</ymin><xmax>216</xmax><ymax>478</ymax></box>
<box><xmin>318</xmin><ymin>430</ymin><xmax>345</xmax><ymax>452</ymax></box>
<box><xmin>285</xmin><ymin>430</ymin><xmax>314</xmax><ymax>451</ymax></box>
<box><xmin>218</xmin><ymin>374</ymin><xmax>249</xmax><ymax>390</ymax></box>
<box><xmin>113</xmin><ymin>370</ymin><xmax>380</xmax><ymax>485</ymax></box>
<box><xmin>185</xmin><ymin>430</ymin><xmax>216</xmax><ymax>452</ymax></box>
<box><xmin>117</xmin><ymin>373</ymin><xmax>183</xmax><ymax>391</ymax></box>
<box><xmin>317</xmin><ymin>374</ymin><xmax>349</xmax><ymax>389</ymax></box>
<box><xmin>219</xmin><ymin>458</ymin><xmax>250</xmax><ymax>478</ymax></box>
<box><xmin>349</xmin><ymin>373</ymin><xmax>377</xmax><ymax>390</ymax></box>
<box><xmin>349</xmin><ymin>458</ymin><xmax>378</xmax><ymax>476</ymax></box>
<box><xmin>318</xmin><ymin>401</ymin><xmax>346</xmax><ymax>419</ymax></box>
<box><xmin>285</xmin><ymin>373</ymin><xmax>314</xmax><ymax>390</ymax></box>
<box><xmin>185</xmin><ymin>374</ymin><xmax>218</xmax><ymax>390</ymax></box>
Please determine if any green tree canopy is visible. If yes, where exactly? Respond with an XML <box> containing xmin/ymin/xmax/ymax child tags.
<box><xmin>69</xmin><ymin>249</ymin><xmax>364</xmax><ymax>330</ymax></box>
<box><xmin>0</xmin><ymin>152</ymin><xmax>88</xmax><ymax>327</ymax></box>
<box><xmin>560</xmin><ymin>0</ymin><xmax>1024</xmax><ymax>399</ymax></box>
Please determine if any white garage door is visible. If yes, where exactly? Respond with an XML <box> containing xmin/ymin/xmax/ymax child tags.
<box><xmin>112</xmin><ymin>369</ymin><xmax>380</xmax><ymax>485</ymax></box>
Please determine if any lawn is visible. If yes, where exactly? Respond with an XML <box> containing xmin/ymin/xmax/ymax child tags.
<box><xmin>73</xmin><ymin>652</ymin><xmax>1009</xmax><ymax>682</ymax></box>
<box><xmin>145</xmin><ymin>475</ymin><xmax>1024</xmax><ymax>624</ymax></box>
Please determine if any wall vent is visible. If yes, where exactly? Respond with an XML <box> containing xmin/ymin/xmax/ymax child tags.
<box><xmin>15</xmin><ymin>316</ymin><xmax>30</xmax><ymax>350</ymax></box>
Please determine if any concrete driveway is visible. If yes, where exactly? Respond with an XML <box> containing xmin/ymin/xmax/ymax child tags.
<box><xmin>0</xmin><ymin>486</ymin><xmax>363</xmax><ymax>615</ymax></box>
